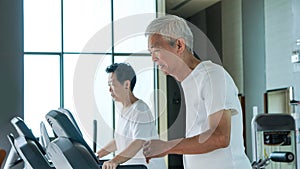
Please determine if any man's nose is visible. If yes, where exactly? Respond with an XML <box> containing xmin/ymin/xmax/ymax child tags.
<box><xmin>151</xmin><ymin>53</ymin><xmax>155</xmax><ymax>61</ymax></box>
<box><xmin>151</xmin><ymin>54</ymin><xmax>159</xmax><ymax>62</ymax></box>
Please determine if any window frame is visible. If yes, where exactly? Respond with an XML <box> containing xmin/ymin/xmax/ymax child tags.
<box><xmin>23</xmin><ymin>0</ymin><xmax>159</xmax><ymax>149</ymax></box>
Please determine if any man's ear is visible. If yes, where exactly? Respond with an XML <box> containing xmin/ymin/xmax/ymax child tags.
<box><xmin>176</xmin><ymin>38</ymin><xmax>186</xmax><ymax>55</ymax></box>
<box><xmin>124</xmin><ymin>80</ymin><xmax>130</xmax><ymax>90</ymax></box>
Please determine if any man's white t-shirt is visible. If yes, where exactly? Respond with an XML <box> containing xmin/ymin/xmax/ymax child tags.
<box><xmin>181</xmin><ymin>61</ymin><xmax>251</xmax><ymax>169</ymax></box>
<box><xmin>115</xmin><ymin>100</ymin><xmax>166</xmax><ymax>169</ymax></box>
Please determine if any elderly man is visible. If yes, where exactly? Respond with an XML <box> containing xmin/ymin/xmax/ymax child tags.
<box><xmin>143</xmin><ymin>15</ymin><xmax>251</xmax><ymax>169</ymax></box>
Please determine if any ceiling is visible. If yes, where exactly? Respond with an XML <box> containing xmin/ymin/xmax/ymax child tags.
<box><xmin>166</xmin><ymin>0</ymin><xmax>220</xmax><ymax>18</ymax></box>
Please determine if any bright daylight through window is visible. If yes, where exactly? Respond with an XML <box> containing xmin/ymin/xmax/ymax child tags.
<box><xmin>24</xmin><ymin>0</ymin><xmax>157</xmax><ymax>152</ymax></box>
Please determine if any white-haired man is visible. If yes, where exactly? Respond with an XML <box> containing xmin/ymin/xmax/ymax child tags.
<box><xmin>143</xmin><ymin>15</ymin><xmax>251</xmax><ymax>169</ymax></box>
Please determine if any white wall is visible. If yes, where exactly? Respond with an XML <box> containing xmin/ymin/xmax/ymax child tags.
<box><xmin>265</xmin><ymin>1</ymin><xmax>300</xmax><ymax>167</ymax></box>
<box><xmin>265</xmin><ymin>0</ymin><xmax>300</xmax><ymax>100</ymax></box>
<box><xmin>265</xmin><ymin>0</ymin><xmax>293</xmax><ymax>89</ymax></box>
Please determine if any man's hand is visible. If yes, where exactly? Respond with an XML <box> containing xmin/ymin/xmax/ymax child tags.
<box><xmin>102</xmin><ymin>160</ymin><xmax>118</xmax><ymax>169</ymax></box>
<box><xmin>143</xmin><ymin>139</ymin><xmax>174</xmax><ymax>163</ymax></box>
<box><xmin>143</xmin><ymin>110</ymin><xmax>231</xmax><ymax>164</ymax></box>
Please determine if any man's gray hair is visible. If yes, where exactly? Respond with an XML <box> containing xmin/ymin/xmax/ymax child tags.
<box><xmin>145</xmin><ymin>15</ymin><xmax>193</xmax><ymax>52</ymax></box>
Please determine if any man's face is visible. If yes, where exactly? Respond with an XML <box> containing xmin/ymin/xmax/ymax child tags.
<box><xmin>148</xmin><ymin>34</ymin><xmax>178</xmax><ymax>75</ymax></box>
<box><xmin>108</xmin><ymin>72</ymin><xmax>125</xmax><ymax>102</ymax></box>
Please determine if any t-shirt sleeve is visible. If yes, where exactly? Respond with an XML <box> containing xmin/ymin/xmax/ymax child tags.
<box><xmin>130</xmin><ymin>103</ymin><xmax>158</xmax><ymax>140</ymax></box>
<box><xmin>131</xmin><ymin>112</ymin><xmax>157</xmax><ymax>140</ymax></box>
<box><xmin>202</xmin><ymin>66</ymin><xmax>240</xmax><ymax>116</ymax></box>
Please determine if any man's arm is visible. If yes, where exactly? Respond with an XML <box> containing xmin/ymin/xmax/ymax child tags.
<box><xmin>143</xmin><ymin>109</ymin><xmax>231</xmax><ymax>160</ymax></box>
<box><xmin>97</xmin><ymin>139</ymin><xmax>117</xmax><ymax>158</ymax></box>
<box><xmin>102</xmin><ymin>139</ymin><xmax>145</xmax><ymax>169</ymax></box>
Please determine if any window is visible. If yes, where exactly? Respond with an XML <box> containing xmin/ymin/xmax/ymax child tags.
<box><xmin>24</xmin><ymin>0</ymin><xmax>157</xmax><ymax>153</ymax></box>
<box><xmin>24</xmin><ymin>55</ymin><xmax>60</xmax><ymax>137</ymax></box>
